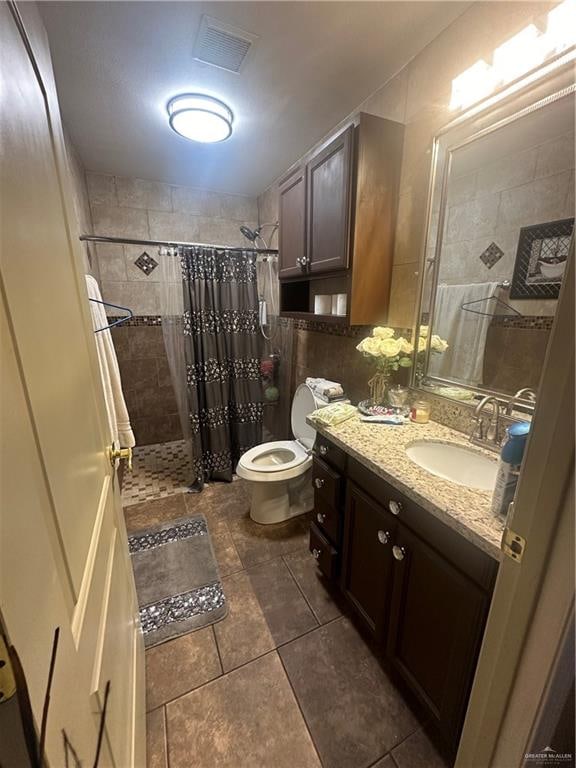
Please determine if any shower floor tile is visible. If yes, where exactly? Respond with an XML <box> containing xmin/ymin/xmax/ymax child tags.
<box><xmin>122</xmin><ymin>440</ymin><xmax>191</xmax><ymax>505</ymax></box>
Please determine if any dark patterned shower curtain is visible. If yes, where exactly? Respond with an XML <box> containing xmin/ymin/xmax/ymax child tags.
<box><xmin>181</xmin><ymin>246</ymin><xmax>263</xmax><ymax>489</ymax></box>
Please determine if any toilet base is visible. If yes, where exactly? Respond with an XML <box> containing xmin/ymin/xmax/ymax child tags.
<box><xmin>249</xmin><ymin>471</ymin><xmax>313</xmax><ymax>524</ymax></box>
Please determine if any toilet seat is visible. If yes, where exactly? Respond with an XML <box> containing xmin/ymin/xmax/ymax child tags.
<box><xmin>237</xmin><ymin>440</ymin><xmax>312</xmax><ymax>482</ymax></box>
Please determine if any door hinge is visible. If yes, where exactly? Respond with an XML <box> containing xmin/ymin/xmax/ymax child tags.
<box><xmin>501</xmin><ymin>527</ymin><xmax>526</xmax><ymax>563</ymax></box>
<box><xmin>0</xmin><ymin>635</ymin><xmax>16</xmax><ymax>704</ymax></box>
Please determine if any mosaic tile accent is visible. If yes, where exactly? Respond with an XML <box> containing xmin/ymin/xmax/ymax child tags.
<box><xmin>490</xmin><ymin>314</ymin><xmax>553</xmax><ymax>330</ymax></box>
<box><xmin>134</xmin><ymin>251</ymin><xmax>159</xmax><ymax>276</ymax></box>
<box><xmin>140</xmin><ymin>581</ymin><xmax>226</xmax><ymax>635</ymax></box>
<box><xmin>128</xmin><ymin>518</ymin><xmax>207</xmax><ymax>554</ymax></box>
<box><xmin>122</xmin><ymin>440</ymin><xmax>191</xmax><ymax>505</ymax></box>
<box><xmin>278</xmin><ymin>316</ymin><xmax>412</xmax><ymax>339</ymax></box>
<box><xmin>108</xmin><ymin>315</ymin><xmax>162</xmax><ymax>327</ymax></box>
<box><xmin>479</xmin><ymin>242</ymin><xmax>504</xmax><ymax>269</ymax></box>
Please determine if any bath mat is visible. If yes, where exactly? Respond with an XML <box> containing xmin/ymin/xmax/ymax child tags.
<box><xmin>128</xmin><ymin>514</ymin><xmax>227</xmax><ymax>648</ymax></box>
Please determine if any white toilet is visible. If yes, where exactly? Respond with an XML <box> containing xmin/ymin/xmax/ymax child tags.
<box><xmin>236</xmin><ymin>383</ymin><xmax>325</xmax><ymax>524</ymax></box>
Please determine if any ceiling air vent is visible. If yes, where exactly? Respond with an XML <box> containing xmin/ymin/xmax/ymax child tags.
<box><xmin>193</xmin><ymin>16</ymin><xmax>258</xmax><ymax>73</ymax></box>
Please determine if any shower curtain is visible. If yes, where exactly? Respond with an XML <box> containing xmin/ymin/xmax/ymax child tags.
<box><xmin>162</xmin><ymin>246</ymin><xmax>263</xmax><ymax>489</ymax></box>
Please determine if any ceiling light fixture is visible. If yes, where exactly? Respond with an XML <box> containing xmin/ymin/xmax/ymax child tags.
<box><xmin>167</xmin><ymin>94</ymin><xmax>233</xmax><ymax>143</ymax></box>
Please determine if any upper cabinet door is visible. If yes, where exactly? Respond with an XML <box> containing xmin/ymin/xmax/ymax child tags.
<box><xmin>278</xmin><ymin>167</ymin><xmax>307</xmax><ymax>278</ymax></box>
<box><xmin>306</xmin><ymin>125</ymin><xmax>353</xmax><ymax>274</ymax></box>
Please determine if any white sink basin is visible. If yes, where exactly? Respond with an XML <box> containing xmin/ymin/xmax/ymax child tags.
<box><xmin>406</xmin><ymin>440</ymin><xmax>497</xmax><ymax>491</ymax></box>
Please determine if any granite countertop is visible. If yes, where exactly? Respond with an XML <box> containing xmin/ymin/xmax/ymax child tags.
<box><xmin>308</xmin><ymin>414</ymin><xmax>505</xmax><ymax>561</ymax></box>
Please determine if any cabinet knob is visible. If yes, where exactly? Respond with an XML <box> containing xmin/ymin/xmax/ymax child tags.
<box><xmin>377</xmin><ymin>530</ymin><xmax>390</xmax><ymax>545</ymax></box>
<box><xmin>314</xmin><ymin>478</ymin><xmax>325</xmax><ymax>489</ymax></box>
<box><xmin>316</xmin><ymin>512</ymin><xmax>326</xmax><ymax>524</ymax></box>
<box><xmin>312</xmin><ymin>548</ymin><xmax>322</xmax><ymax>560</ymax></box>
<box><xmin>392</xmin><ymin>545</ymin><xmax>406</xmax><ymax>561</ymax></box>
<box><xmin>388</xmin><ymin>500</ymin><xmax>402</xmax><ymax>516</ymax></box>
<box><xmin>319</xmin><ymin>445</ymin><xmax>329</xmax><ymax>456</ymax></box>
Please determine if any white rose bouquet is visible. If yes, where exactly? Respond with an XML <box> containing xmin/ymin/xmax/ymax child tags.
<box><xmin>356</xmin><ymin>326</ymin><xmax>414</xmax><ymax>404</ymax></box>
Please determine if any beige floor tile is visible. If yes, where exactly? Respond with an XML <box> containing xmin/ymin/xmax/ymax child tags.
<box><xmin>283</xmin><ymin>549</ymin><xmax>344</xmax><ymax>624</ymax></box>
<box><xmin>210</xmin><ymin>530</ymin><xmax>243</xmax><ymax>577</ymax></box>
<box><xmin>166</xmin><ymin>652</ymin><xmax>321</xmax><ymax>768</ymax></box>
<box><xmin>146</xmin><ymin>708</ymin><xmax>167</xmax><ymax>768</ymax></box>
<box><xmin>227</xmin><ymin>511</ymin><xmax>309</xmax><ymax>568</ymax></box>
<box><xmin>124</xmin><ymin>494</ymin><xmax>187</xmax><ymax>534</ymax></box>
<box><xmin>146</xmin><ymin>628</ymin><xmax>222</xmax><ymax>710</ymax></box>
<box><xmin>213</xmin><ymin>571</ymin><xmax>275</xmax><ymax>672</ymax></box>
<box><xmin>392</xmin><ymin>728</ymin><xmax>448</xmax><ymax>768</ymax></box>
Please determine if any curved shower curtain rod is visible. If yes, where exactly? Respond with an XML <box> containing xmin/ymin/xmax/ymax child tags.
<box><xmin>80</xmin><ymin>233</ymin><xmax>279</xmax><ymax>256</ymax></box>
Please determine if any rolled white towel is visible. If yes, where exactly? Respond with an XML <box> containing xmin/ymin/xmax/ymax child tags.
<box><xmin>305</xmin><ymin>377</ymin><xmax>344</xmax><ymax>399</ymax></box>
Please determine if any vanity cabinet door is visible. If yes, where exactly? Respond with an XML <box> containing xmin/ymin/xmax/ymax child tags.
<box><xmin>306</xmin><ymin>125</ymin><xmax>353</xmax><ymax>274</ymax></box>
<box><xmin>341</xmin><ymin>483</ymin><xmax>397</xmax><ymax>641</ymax></box>
<box><xmin>386</xmin><ymin>524</ymin><xmax>490</xmax><ymax>753</ymax></box>
<box><xmin>278</xmin><ymin>167</ymin><xmax>307</xmax><ymax>278</ymax></box>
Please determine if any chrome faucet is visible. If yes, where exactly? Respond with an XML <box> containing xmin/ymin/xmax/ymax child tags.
<box><xmin>505</xmin><ymin>387</ymin><xmax>537</xmax><ymax>415</ymax></box>
<box><xmin>470</xmin><ymin>395</ymin><xmax>504</xmax><ymax>449</ymax></box>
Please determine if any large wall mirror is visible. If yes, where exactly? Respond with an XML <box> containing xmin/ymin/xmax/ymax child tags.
<box><xmin>415</xmin><ymin>57</ymin><xmax>575</xmax><ymax>410</ymax></box>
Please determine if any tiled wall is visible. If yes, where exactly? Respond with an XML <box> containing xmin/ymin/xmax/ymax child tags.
<box><xmin>86</xmin><ymin>172</ymin><xmax>259</xmax><ymax>445</ymax></box>
<box><xmin>258</xmin><ymin>1</ymin><xmax>558</xmax><ymax>439</ymax></box>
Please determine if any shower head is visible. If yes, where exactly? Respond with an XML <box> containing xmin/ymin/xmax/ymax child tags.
<box><xmin>240</xmin><ymin>225</ymin><xmax>258</xmax><ymax>243</ymax></box>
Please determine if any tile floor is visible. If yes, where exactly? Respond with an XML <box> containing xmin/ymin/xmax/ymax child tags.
<box><xmin>124</xmin><ymin>480</ymin><xmax>448</xmax><ymax>768</ymax></box>
<box><xmin>121</xmin><ymin>440</ymin><xmax>191</xmax><ymax>505</ymax></box>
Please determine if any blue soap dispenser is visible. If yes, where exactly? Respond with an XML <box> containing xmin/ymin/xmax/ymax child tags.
<box><xmin>491</xmin><ymin>421</ymin><xmax>531</xmax><ymax>518</ymax></box>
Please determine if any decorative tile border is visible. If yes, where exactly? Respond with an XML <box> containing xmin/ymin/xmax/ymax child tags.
<box><xmin>278</xmin><ymin>316</ymin><xmax>412</xmax><ymax>339</ymax></box>
<box><xmin>139</xmin><ymin>581</ymin><xmax>226</xmax><ymax>635</ymax></box>
<box><xmin>490</xmin><ymin>315</ymin><xmax>553</xmax><ymax>330</ymax></box>
<box><xmin>128</xmin><ymin>518</ymin><xmax>207</xmax><ymax>554</ymax></box>
<box><xmin>108</xmin><ymin>315</ymin><xmax>162</xmax><ymax>327</ymax></box>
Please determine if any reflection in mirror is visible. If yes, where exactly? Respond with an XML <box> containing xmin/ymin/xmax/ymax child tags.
<box><xmin>419</xmin><ymin>89</ymin><xmax>574</xmax><ymax>401</ymax></box>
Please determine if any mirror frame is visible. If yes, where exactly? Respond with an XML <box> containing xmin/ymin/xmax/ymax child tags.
<box><xmin>411</xmin><ymin>48</ymin><xmax>576</xmax><ymax>411</ymax></box>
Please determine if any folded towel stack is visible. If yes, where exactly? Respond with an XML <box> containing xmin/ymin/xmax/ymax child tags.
<box><xmin>306</xmin><ymin>377</ymin><xmax>347</xmax><ymax>404</ymax></box>
<box><xmin>309</xmin><ymin>403</ymin><xmax>357</xmax><ymax>427</ymax></box>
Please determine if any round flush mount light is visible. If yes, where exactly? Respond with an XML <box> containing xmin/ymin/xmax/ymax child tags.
<box><xmin>167</xmin><ymin>94</ymin><xmax>233</xmax><ymax>143</ymax></box>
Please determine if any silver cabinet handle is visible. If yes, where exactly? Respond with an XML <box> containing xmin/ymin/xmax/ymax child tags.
<box><xmin>389</xmin><ymin>500</ymin><xmax>402</xmax><ymax>516</ymax></box>
<box><xmin>392</xmin><ymin>545</ymin><xmax>406</xmax><ymax>561</ymax></box>
<box><xmin>312</xmin><ymin>548</ymin><xmax>322</xmax><ymax>560</ymax></box>
<box><xmin>377</xmin><ymin>530</ymin><xmax>390</xmax><ymax>545</ymax></box>
<box><xmin>319</xmin><ymin>445</ymin><xmax>328</xmax><ymax>456</ymax></box>
<box><xmin>314</xmin><ymin>478</ymin><xmax>325</xmax><ymax>489</ymax></box>
<box><xmin>316</xmin><ymin>512</ymin><xmax>326</xmax><ymax>524</ymax></box>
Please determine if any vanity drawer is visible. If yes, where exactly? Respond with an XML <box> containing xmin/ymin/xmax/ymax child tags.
<box><xmin>313</xmin><ymin>494</ymin><xmax>341</xmax><ymax>545</ymax></box>
<box><xmin>314</xmin><ymin>436</ymin><xmax>347</xmax><ymax>473</ymax></box>
<box><xmin>312</xmin><ymin>457</ymin><xmax>342</xmax><ymax>508</ymax></box>
<box><xmin>309</xmin><ymin>523</ymin><xmax>338</xmax><ymax>580</ymax></box>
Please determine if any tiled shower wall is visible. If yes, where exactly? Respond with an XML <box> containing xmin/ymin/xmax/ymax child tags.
<box><xmin>258</xmin><ymin>1</ymin><xmax>557</xmax><ymax>440</ymax></box>
<box><xmin>87</xmin><ymin>172</ymin><xmax>258</xmax><ymax>445</ymax></box>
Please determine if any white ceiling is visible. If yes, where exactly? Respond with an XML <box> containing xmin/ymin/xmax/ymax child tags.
<box><xmin>41</xmin><ymin>1</ymin><xmax>469</xmax><ymax>197</ymax></box>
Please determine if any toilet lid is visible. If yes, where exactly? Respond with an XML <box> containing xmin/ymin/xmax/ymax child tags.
<box><xmin>291</xmin><ymin>384</ymin><xmax>317</xmax><ymax>450</ymax></box>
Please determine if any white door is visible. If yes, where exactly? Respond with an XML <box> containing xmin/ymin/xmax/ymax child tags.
<box><xmin>0</xmin><ymin>2</ymin><xmax>145</xmax><ymax>766</ymax></box>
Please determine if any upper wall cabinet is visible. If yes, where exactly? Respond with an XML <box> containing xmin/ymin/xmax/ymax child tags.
<box><xmin>278</xmin><ymin>166</ymin><xmax>307</xmax><ymax>278</ymax></box>
<box><xmin>279</xmin><ymin>113</ymin><xmax>404</xmax><ymax>326</ymax></box>
<box><xmin>307</xmin><ymin>126</ymin><xmax>354</xmax><ymax>274</ymax></box>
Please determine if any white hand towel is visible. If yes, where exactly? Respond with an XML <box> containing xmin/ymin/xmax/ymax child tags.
<box><xmin>85</xmin><ymin>275</ymin><xmax>135</xmax><ymax>448</ymax></box>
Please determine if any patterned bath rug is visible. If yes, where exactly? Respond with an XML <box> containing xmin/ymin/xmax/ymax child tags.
<box><xmin>128</xmin><ymin>514</ymin><xmax>227</xmax><ymax>648</ymax></box>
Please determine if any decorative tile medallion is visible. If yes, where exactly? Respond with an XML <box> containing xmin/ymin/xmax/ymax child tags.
<box><xmin>139</xmin><ymin>581</ymin><xmax>226</xmax><ymax>635</ymax></box>
<box><xmin>134</xmin><ymin>251</ymin><xmax>159</xmax><ymax>276</ymax></box>
<box><xmin>128</xmin><ymin>518</ymin><xmax>207</xmax><ymax>554</ymax></box>
<box><xmin>479</xmin><ymin>242</ymin><xmax>504</xmax><ymax>269</ymax></box>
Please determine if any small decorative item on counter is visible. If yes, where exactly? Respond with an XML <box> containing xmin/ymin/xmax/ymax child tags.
<box><xmin>356</xmin><ymin>326</ymin><xmax>413</xmax><ymax>406</ymax></box>
<box><xmin>388</xmin><ymin>385</ymin><xmax>409</xmax><ymax>408</ymax></box>
<box><xmin>491</xmin><ymin>421</ymin><xmax>530</xmax><ymax>518</ymax></box>
<box><xmin>410</xmin><ymin>399</ymin><xmax>431</xmax><ymax>423</ymax></box>
<box><xmin>309</xmin><ymin>402</ymin><xmax>357</xmax><ymax>427</ymax></box>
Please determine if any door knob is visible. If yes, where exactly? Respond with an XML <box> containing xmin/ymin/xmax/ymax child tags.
<box><xmin>377</xmin><ymin>530</ymin><xmax>390</xmax><ymax>545</ymax></box>
<box><xmin>109</xmin><ymin>446</ymin><xmax>133</xmax><ymax>471</ymax></box>
<box><xmin>314</xmin><ymin>478</ymin><xmax>325</xmax><ymax>489</ymax></box>
<box><xmin>392</xmin><ymin>545</ymin><xmax>406</xmax><ymax>561</ymax></box>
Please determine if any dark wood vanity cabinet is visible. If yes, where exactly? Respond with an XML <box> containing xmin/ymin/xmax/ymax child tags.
<box><xmin>309</xmin><ymin>441</ymin><xmax>498</xmax><ymax>758</ymax></box>
<box><xmin>306</xmin><ymin>125</ymin><xmax>353</xmax><ymax>274</ymax></box>
<box><xmin>278</xmin><ymin>166</ymin><xmax>307</xmax><ymax>278</ymax></box>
